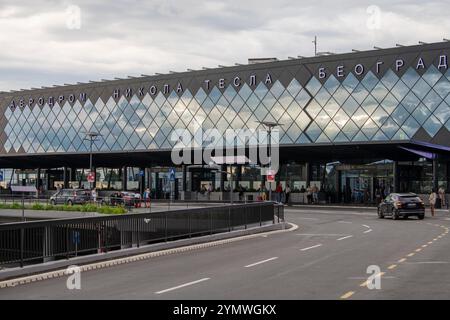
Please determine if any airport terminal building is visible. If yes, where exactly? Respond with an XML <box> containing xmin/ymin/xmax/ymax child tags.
<box><xmin>0</xmin><ymin>41</ymin><xmax>449</xmax><ymax>202</ymax></box>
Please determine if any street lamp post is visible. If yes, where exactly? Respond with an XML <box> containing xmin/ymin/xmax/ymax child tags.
<box><xmin>257</xmin><ymin>121</ymin><xmax>282</xmax><ymax>202</ymax></box>
<box><xmin>84</xmin><ymin>132</ymin><xmax>102</xmax><ymax>190</ymax></box>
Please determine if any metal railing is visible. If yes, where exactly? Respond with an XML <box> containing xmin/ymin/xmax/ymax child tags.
<box><xmin>0</xmin><ymin>202</ymin><xmax>284</xmax><ymax>268</ymax></box>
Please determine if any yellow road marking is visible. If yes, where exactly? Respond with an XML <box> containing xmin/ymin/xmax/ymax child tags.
<box><xmin>398</xmin><ymin>258</ymin><xmax>407</xmax><ymax>263</ymax></box>
<box><xmin>388</xmin><ymin>264</ymin><xmax>397</xmax><ymax>270</ymax></box>
<box><xmin>360</xmin><ymin>272</ymin><xmax>385</xmax><ymax>287</ymax></box>
<box><xmin>407</xmin><ymin>253</ymin><xmax>415</xmax><ymax>257</ymax></box>
<box><xmin>340</xmin><ymin>291</ymin><xmax>355</xmax><ymax>299</ymax></box>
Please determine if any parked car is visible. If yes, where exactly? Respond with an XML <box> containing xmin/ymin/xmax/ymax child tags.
<box><xmin>50</xmin><ymin>189</ymin><xmax>90</xmax><ymax>205</ymax></box>
<box><xmin>378</xmin><ymin>193</ymin><xmax>425</xmax><ymax>220</ymax></box>
<box><xmin>101</xmin><ymin>191</ymin><xmax>141</xmax><ymax>208</ymax></box>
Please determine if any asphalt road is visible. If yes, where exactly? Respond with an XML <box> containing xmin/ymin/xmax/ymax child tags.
<box><xmin>1</xmin><ymin>207</ymin><xmax>450</xmax><ymax>299</ymax></box>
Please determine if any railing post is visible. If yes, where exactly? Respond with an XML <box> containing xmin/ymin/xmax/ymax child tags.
<box><xmin>210</xmin><ymin>210</ymin><xmax>213</xmax><ymax>235</ymax></box>
<box><xmin>136</xmin><ymin>218</ymin><xmax>140</xmax><ymax>248</ymax></box>
<box><xmin>104</xmin><ymin>220</ymin><xmax>108</xmax><ymax>253</ymax></box>
<box><xmin>228</xmin><ymin>207</ymin><xmax>231</xmax><ymax>232</ymax></box>
<box><xmin>66</xmin><ymin>226</ymin><xmax>70</xmax><ymax>260</ymax></box>
<box><xmin>164</xmin><ymin>212</ymin><xmax>168</xmax><ymax>242</ymax></box>
<box><xmin>245</xmin><ymin>207</ymin><xmax>247</xmax><ymax>229</ymax></box>
<box><xmin>260</xmin><ymin>204</ymin><xmax>262</xmax><ymax>226</ymax></box>
<box><xmin>188</xmin><ymin>212</ymin><xmax>192</xmax><ymax>238</ymax></box>
<box><xmin>20</xmin><ymin>227</ymin><xmax>24</xmax><ymax>268</ymax></box>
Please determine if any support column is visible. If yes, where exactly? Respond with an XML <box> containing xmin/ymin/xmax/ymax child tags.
<box><xmin>393</xmin><ymin>161</ymin><xmax>399</xmax><ymax>193</ymax></box>
<box><xmin>220</xmin><ymin>164</ymin><xmax>226</xmax><ymax>191</ymax></box>
<box><xmin>305</xmin><ymin>162</ymin><xmax>311</xmax><ymax>187</ymax></box>
<box><xmin>155</xmin><ymin>172</ymin><xmax>159</xmax><ymax>198</ymax></box>
<box><xmin>182</xmin><ymin>165</ymin><xmax>187</xmax><ymax>191</ymax></box>
<box><xmin>139</xmin><ymin>167</ymin><xmax>145</xmax><ymax>195</ymax></box>
<box><xmin>92</xmin><ymin>167</ymin><xmax>97</xmax><ymax>189</ymax></box>
<box><xmin>122</xmin><ymin>166</ymin><xmax>127</xmax><ymax>191</ymax></box>
<box><xmin>36</xmin><ymin>168</ymin><xmax>41</xmax><ymax>189</ymax></box>
<box><xmin>432</xmin><ymin>158</ymin><xmax>439</xmax><ymax>191</ymax></box>
<box><xmin>46</xmin><ymin>169</ymin><xmax>51</xmax><ymax>190</ymax></box>
<box><xmin>63</xmin><ymin>167</ymin><xmax>69</xmax><ymax>188</ymax></box>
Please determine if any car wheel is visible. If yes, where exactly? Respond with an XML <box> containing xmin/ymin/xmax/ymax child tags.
<box><xmin>392</xmin><ymin>210</ymin><xmax>399</xmax><ymax>220</ymax></box>
<box><xmin>377</xmin><ymin>207</ymin><xmax>384</xmax><ymax>219</ymax></box>
<box><xmin>418</xmin><ymin>214</ymin><xmax>425</xmax><ymax>220</ymax></box>
<box><xmin>67</xmin><ymin>200</ymin><xmax>73</xmax><ymax>206</ymax></box>
<box><xmin>50</xmin><ymin>199</ymin><xmax>56</xmax><ymax>205</ymax></box>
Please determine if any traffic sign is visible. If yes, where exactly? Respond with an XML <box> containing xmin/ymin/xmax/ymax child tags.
<box><xmin>72</xmin><ymin>231</ymin><xmax>80</xmax><ymax>245</ymax></box>
<box><xmin>267</xmin><ymin>169</ymin><xmax>275</xmax><ymax>182</ymax></box>
<box><xmin>87</xmin><ymin>171</ymin><xmax>95</xmax><ymax>183</ymax></box>
<box><xmin>139</xmin><ymin>170</ymin><xmax>145</xmax><ymax>177</ymax></box>
<box><xmin>0</xmin><ymin>170</ymin><xmax>3</xmax><ymax>182</ymax></box>
<box><xmin>169</xmin><ymin>168</ymin><xmax>176</xmax><ymax>181</ymax></box>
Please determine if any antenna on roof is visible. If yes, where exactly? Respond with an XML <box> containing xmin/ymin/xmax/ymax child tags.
<box><xmin>373</xmin><ymin>46</ymin><xmax>383</xmax><ymax>50</ymax></box>
<box><xmin>351</xmin><ymin>49</ymin><xmax>360</xmax><ymax>52</ymax></box>
<box><xmin>418</xmin><ymin>41</ymin><xmax>427</xmax><ymax>45</ymax></box>
<box><xmin>312</xmin><ymin>35</ymin><xmax>317</xmax><ymax>56</ymax></box>
<box><xmin>443</xmin><ymin>38</ymin><xmax>450</xmax><ymax>42</ymax></box>
<box><xmin>297</xmin><ymin>55</ymin><xmax>305</xmax><ymax>59</ymax></box>
<box><xmin>141</xmin><ymin>74</ymin><xmax>151</xmax><ymax>77</ymax></box>
<box><xmin>234</xmin><ymin>63</ymin><xmax>243</xmax><ymax>66</ymax></box>
<box><xmin>395</xmin><ymin>43</ymin><xmax>404</xmax><ymax>47</ymax></box>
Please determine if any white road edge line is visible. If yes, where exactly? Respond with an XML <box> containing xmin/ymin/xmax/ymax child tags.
<box><xmin>155</xmin><ymin>278</ymin><xmax>210</xmax><ymax>295</ymax></box>
<box><xmin>338</xmin><ymin>221</ymin><xmax>352</xmax><ymax>224</ymax></box>
<box><xmin>244</xmin><ymin>257</ymin><xmax>278</xmax><ymax>268</ymax></box>
<box><xmin>362</xmin><ymin>224</ymin><xmax>371</xmax><ymax>229</ymax></box>
<box><xmin>337</xmin><ymin>235</ymin><xmax>353</xmax><ymax>241</ymax></box>
<box><xmin>363</xmin><ymin>229</ymin><xmax>372</xmax><ymax>233</ymax></box>
<box><xmin>0</xmin><ymin>222</ymin><xmax>299</xmax><ymax>289</ymax></box>
<box><xmin>300</xmin><ymin>244</ymin><xmax>322</xmax><ymax>251</ymax></box>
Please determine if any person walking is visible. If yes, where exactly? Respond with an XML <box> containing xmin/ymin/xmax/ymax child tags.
<box><xmin>306</xmin><ymin>185</ymin><xmax>312</xmax><ymax>204</ymax></box>
<box><xmin>275</xmin><ymin>182</ymin><xmax>283</xmax><ymax>204</ymax></box>
<box><xmin>143</xmin><ymin>188</ymin><xmax>150</xmax><ymax>208</ymax></box>
<box><xmin>312</xmin><ymin>184</ymin><xmax>319</xmax><ymax>204</ymax></box>
<box><xmin>284</xmin><ymin>184</ymin><xmax>291</xmax><ymax>205</ymax></box>
<box><xmin>429</xmin><ymin>188</ymin><xmax>437</xmax><ymax>217</ymax></box>
<box><xmin>91</xmin><ymin>188</ymin><xmax>97</xmax><ymax>204</ymax></box>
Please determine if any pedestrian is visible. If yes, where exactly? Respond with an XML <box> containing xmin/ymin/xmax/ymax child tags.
<box><xmin>143</xmin><ymin>188</ymin><xmax>150</xmax><ymax>208</ymax></box>
<box><xmin>429</xmin><ymin>188</ymin><xmax>437</xmax><ymax>217</ymax></box>
<box><xmin>275</xmin><ymin>182</ymin><xmax>283</xmax><ymax>203</ymax></box>
<box><xmin>438</xmin><ymin>186</ymin><xmax>446</xmax><ymax>209</ymax></box>
<box><xmin>91</xmin><ymin>188</ymin><xmax>97</xmax><ymax>204</ymax></box>
<box><xmin>312</xmin><ymin>184</ymin><xmax>319</xmax><ymax>204</ymax></box>
<box><xmin>207</xmin><ymin>183</ymin><xmax>213</xmax><ymax>200</ymax></box>
<box><xmin>285</xmin><ymin>183</ymin><xmax>291</xmax><ymax>205</ymax></box>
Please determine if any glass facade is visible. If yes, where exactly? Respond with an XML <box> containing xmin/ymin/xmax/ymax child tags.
<box><xmin>2</xmin><ymin>66</ymin><xmax>450</xmax><ymax>154</ymax></box>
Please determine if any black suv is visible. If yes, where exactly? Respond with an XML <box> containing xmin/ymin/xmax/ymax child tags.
<box><xmin>50</xmin><ymin>189</ymin><xmax>90</xmax><ymax>205</ymax></box>
<box><xmin>378</xmin><ymin>193</ymin><xmax>425</xmax><ymax>220</ymax></box>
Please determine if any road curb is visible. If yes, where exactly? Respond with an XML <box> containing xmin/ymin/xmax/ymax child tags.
<box><xmin>0</xmin><ymin>221</ymin><xmax>296</xmax><ymax>287</ymax></box>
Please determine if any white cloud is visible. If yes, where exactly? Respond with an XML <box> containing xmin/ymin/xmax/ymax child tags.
<box><xmin>0</xmin><ymin>0</ymin><xmax>448</xmax><ymax>91</ymax></box>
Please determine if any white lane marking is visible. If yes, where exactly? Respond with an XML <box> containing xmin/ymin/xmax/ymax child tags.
<box><xmin>338</xmin><ymin>221</ymin><xmax>352</xmax><ymax>224</ymax></box>
<box><xmin>155</xmin><ymin>278</ymin><xmax>210</xmax><ymax>294</ymax></box>
<box><xmin>362</xmin><ymin>224</ymin><xmax>371</xmax><ymax>229</ymax></box>
<box><xmin>295</xmin><ymin>233</ymin><xmax>348</xmax><ymax>237</ymax></box>
<box><xmin>300</xmin><ymin>244</ymin><xmax>322</xmax><ymax>251</ymax></box>
<box><xmin>337</xmin><ymin>235</ymin><xmax>353</xmax><ymax>241</ymax></box>
<box><xmin>244</xmin><ymin>257</ymin><xmax>278</xmax><ymax>268</ymax></box>
<box><xmin>363</xmin><ymin>229</ymin><xmax>372</xmax><ymax>233</ymax></box>
<box><xmin>295</xmin><ymin>217</ymin><xmax>319</xmax><ymax>221</ymax></box>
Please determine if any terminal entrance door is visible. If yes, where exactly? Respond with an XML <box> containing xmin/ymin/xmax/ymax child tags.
<box><xmin>338</xmin><ymin>163</ymin><xmax>393</xmax><ymax>204</ymax></box>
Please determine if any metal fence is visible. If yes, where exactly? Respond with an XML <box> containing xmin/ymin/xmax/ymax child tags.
<box><xmin>0</xmin><ymin>202</ymin><xmax>284</xmax><ymax>268</ymax></box>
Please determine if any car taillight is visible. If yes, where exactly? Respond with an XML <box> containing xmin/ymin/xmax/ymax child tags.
<box><xmin>395</xmin><ymin>201</ymin><xmax>403</xmax><ymax>208</ymax></box>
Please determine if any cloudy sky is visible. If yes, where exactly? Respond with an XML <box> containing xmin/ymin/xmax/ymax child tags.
<box><xmin>0</xmin><ymin>0</ymin><xmax>449</xmax><ymax>91</ymax></box>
